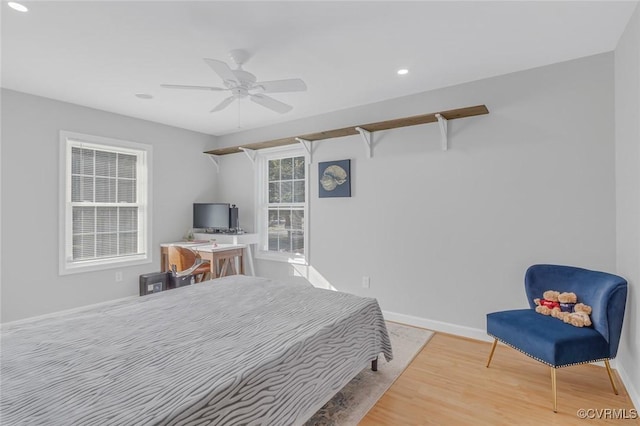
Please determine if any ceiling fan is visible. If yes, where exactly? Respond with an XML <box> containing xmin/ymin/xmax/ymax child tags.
<box><xmin>161</xmin><ymin>49</ymin><xmax>307</xmax><ymax>114</ymax></box>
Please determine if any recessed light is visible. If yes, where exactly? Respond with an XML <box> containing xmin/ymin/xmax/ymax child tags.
<box><xmin>397</xmin><ymin>69</ymin><xmax>409</xmax><ymax>76</ymax></box>
<box><xmin>135</xmin><ymin>93</ymin><xmax>153</xmax><ymax>100</ymax></box>
<box><xmin>8</xmin><ymin>2</ymin><xmax>29</xmax><ymax>12</ymax></box>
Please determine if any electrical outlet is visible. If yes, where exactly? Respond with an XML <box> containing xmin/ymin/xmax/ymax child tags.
<box><xmin>115</xmin><ymin>271</ymin><xmax>123</xmax><ymax>282</ymax></box>
<box><xmin>362</xmin><ymin>276</ymin><xmax>370</xmax><ymax>289</ymax></box>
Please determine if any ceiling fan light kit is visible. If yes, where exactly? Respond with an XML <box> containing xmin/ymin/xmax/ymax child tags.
<box><xmin>161</xmin><ymin>49</ymin><xmax>307</xmax><ymax>114</ymax></box>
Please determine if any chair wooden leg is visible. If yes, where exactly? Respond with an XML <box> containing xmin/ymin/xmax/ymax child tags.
<box><xmin>486</xmin><ymin>339</ymin><xmax>498</xmax><ymax>368</ymax></box>
<box><xmin>551</xmin><ymin>367</ymin><xmax>558</xmax><ymax>413</ymax></box>
<box><xmin>604</xmin><ymin>360</ymin><xmax>619</xmax><ymax>395</ymax></box>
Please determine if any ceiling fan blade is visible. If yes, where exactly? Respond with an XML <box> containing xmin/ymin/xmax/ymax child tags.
<box><xmin>210</xmin><ymin>96</ymin><xmax>236</xmax><ymax>113</ymax></box>
<box><xmin>204</xmin><ymin>58</ymin><xmax>239</xmax><ymax>85</ymax></box>
<box><xmin>254</xmin><ymin>78</ymin><xmax>307</xmax><ymax>93</ymax></box>
<box><xmin>249</xmin><ymin>94</ymin><xmax>293</xmax><ymax>114</ymax></box>
<box><xmin>161</xmin><ymin>84</ymin><xmax>226</xmax><ymax>91</ymax></box>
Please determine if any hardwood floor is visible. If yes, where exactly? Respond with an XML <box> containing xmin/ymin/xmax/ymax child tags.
<box><xmin>361</xmin><ymin>332</ymin><xmax>639</xmax><ymax>425</ymax></box>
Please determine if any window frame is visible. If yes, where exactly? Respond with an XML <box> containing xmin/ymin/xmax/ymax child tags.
<box><xmin>255</xmin><ymin>145</ymin><xmax>309</xmax><ymax>264</ymax></box>
<box><xmin>59</xmin><ymin>130</ymin><xmax>152</xmax><ymax>275</ymax></box>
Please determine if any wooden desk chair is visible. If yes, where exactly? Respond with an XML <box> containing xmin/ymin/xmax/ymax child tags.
<box><xmin>167</xmin><ymin>246</ymin><xmax>211</xmax><ymax>283</ymax></box>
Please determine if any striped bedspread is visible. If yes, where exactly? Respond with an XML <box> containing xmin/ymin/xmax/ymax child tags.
<box><xmin>1</xmin><ymin>275</ymin><xmax>392</xmax><ymax>425</ymax></box>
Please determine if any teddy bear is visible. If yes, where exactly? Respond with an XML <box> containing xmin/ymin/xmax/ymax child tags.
<box><xmin>563</xmin><ymin>303</ymin><xmax>592</xmax><ymax>327</ymax></box>
<box><xmin>551</xmin><ymin>292</ymin><xmax>577</xmax><ymax>321</ymax></box>
<box><xmin>533</xmin><ymin>290</ymin><xmax>592</xmax><ymax>327</ymax></box>
<box><xmin>534</xmin><ymin>290</ymin><xmax>560</xmax><ymax>315</ymax></box>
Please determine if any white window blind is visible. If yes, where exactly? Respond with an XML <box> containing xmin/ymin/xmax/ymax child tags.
<box><xmin>71</xmin><ymin>147</ymin><xmax>140</xmax><ymax>260</ymax></box>
<box><xmin>60</xmin><ymin>132</ymin><xmax>151</xmax><ymax>274</ymax></box>
<box><xmin>267</xmin><ymin>156</ymin><xmax>305</xmax><ymax>254</ymax></box>
<box><xmin>256</xmin><ymin>146</ymin><xmax>308</xmax><ymax>263</ymax></box>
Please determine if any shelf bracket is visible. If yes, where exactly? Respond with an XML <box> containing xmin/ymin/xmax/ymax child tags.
<box><xmin>207</xmin><ymin>154</ymin><xmax>221</xmax><ymax>173</ymax></box>
<box><xmin>238</xmin><ymin>147</ymin><xmax>257</xmax><ymax>167</ymax></box>
<box><xmin>295</xmin><ymin>138</ymin><xmax>313</xmax><ymax>163</ymax></box>
<box><xmin>355</xmin><ymin>127</ymin><xmax>373</xmax><ymax>158</ymax></box>
<box><xmin>435</xmin><ymin>113</ymin><xmax>448</xmax><ymax>151</ymax></box>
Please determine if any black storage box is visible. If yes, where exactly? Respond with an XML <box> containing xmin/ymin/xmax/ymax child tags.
<box><xmin>170</xmin><ymin>274</ymin><xmax>195</xmax><ymax>289</ymax></box>
<box><xmin>139</xmin><ymin>272</ymin><xmax>170</xmax><ymax>296</ymax></box>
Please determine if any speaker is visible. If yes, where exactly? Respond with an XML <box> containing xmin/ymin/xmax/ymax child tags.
<box><xmin>229</xmin><ymin>206</ymin><xmax>239</xmax><ymax>230</ymax></box>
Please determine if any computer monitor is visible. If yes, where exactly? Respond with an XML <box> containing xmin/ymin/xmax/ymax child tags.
<box><xmin>193</xmin><ymin>203</ymin><xmax>230</xmax><ymax>231</ymax></box>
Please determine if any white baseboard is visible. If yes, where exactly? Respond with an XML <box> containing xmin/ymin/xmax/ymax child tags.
<box><xmin>382</xmin><ymin>310</ymin><xmax>493</xmax><ymax>343</ymax></box>
<box><xmin>3</xmin><ymin>295</ymin><xmax>138</xmax><ymax>326</ymax></box>
<box><xmin>617</xmin><ymin>362</ymin><xmax>640</xmax><ymax>410</ymax></box>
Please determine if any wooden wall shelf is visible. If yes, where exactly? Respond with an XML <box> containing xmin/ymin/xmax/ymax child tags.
<box><xmin>204</xmin><ymin>104</ymin><xmax>489</xmax><ymax>156</ymax></box>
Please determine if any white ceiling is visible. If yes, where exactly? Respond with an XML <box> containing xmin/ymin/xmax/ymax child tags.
<box><xmin>2</xmin><ymin>1</ymin><xmax>637</xmax><ymax>136</ymax></box>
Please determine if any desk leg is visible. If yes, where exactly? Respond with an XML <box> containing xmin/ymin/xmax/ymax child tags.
<box><xmin>232</xmin><ymin>253</ymin><xmax>244</xmax><ymax>276</ymax></box>
<box><xmin>220</xmin><ymin>257</ymin><xmax>238</xmax><ymax>277</ymax></box>
<box><xmin>228</xmin><ymin>259</ymin><xmax>236</xmax><ymax>275</ymax></box>
<box><xmin>213</xmin><ymin>258</ymin><xmax>219</xmax><ymax>279</ymax></box>
<box><xmin>161</xmin><ymin>248</ymin><xmax>169</xmax><ymax>272</ymax></box>
<box><xmin>245</xmin><ymin>245</ymin><xmax>255</xmax><ymax>276</ymax></box>
<box><xmin>217</xmin><ymin>251</ymin><xmax>243</xmax><ymax>278</ymax></box>
<box><xmin>205</xmin><ymin>253</ymin><xmax>218</xmax><ymax>279</ymax></box>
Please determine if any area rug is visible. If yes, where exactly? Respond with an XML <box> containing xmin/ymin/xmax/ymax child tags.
<box><xmin>305</xmin><ymin>321</ymin><xmax>434</xmax><ymax>426</ymax></box>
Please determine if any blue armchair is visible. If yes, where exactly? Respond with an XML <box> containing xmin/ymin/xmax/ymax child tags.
<box><xmin>486</xmin><ymin>264</ymin><xmax>627</xmax><ymax>412</ymax></box>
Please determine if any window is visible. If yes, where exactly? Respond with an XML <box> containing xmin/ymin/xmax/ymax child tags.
<box><xmin>59</xmin><ymin>131</ymin><xmax>152</xmax><ymax>274</ymax></box>
<box><xmin>256</xmin><ymin>146</ymin><xmax>308</xmax><ymax>263</ymax></box>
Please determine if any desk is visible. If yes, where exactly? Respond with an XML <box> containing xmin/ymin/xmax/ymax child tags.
<box><xmin>160</xmin><ymin>242</ymin><xmax>246</xmax><ymax>279</ymax></box>
<box><xmin>193</xmin><ymin>233</ymin><xmax>259</xmax><ymax>276</ymax></box>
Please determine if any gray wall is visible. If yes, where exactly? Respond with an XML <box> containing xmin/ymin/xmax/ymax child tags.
<box><xmin>1</xmin><ymin>37</ymin><xmax>635</xmax><ymax>401</ymax></box>
<box><xmin>215</xmin><ymin>53</ymin><xmax>617</xmax><ymax>339</ymax></box>
<box><xmin>615</xmin><ymin>3</ymin><xmax>640</xmax><ymax>408</ymax></box>
<box><xmin>1</xmin><ymin>89</ymin><xmax>217</xmax><ymax>322</ymax></box>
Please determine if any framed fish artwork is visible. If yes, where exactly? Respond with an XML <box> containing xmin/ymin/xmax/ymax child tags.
<box><xmin>318</xmin><ymin>159</ymin><xmax>351</xmax><ymax>198</ymax></box>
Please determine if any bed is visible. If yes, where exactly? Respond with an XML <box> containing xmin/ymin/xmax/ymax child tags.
<box><xmin>1</xmin><ymin>275</ymin><xmax>392</xmax><ymax>425</ymax></box>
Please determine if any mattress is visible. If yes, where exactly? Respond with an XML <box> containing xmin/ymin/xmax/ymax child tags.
<box><xmin>1</xmin><ymin>275</ymin><xmax>392</xmax><ymax>425</ymax></box>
